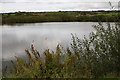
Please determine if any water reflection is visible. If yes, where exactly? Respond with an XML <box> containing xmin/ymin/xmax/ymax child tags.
<box><xmin>2</xmin><ymin>22</ymin><xmax>97</xmax><ymax>61</ymax></box>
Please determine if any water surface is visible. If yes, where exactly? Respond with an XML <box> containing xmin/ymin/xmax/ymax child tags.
<box><xmin>2</xmin><ymin>22</ymin><xmax>97</xmax><ymax>61</ymax></box>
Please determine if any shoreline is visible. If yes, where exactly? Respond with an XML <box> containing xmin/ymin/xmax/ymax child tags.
<box><xmin>1</xmin><ymin>11</ymin><xmax>120</xmax><ymax>25</ymax></box>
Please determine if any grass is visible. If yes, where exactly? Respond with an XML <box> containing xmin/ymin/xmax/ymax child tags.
<box><xmin>2</xmin><ymin>11</ymin><xmax>120</xmax><ymax>25</ymax></box>
<box><xmin>2</xmin><ymin>22</ymin><xmax>120</xmax><ymax>78</ymax></box>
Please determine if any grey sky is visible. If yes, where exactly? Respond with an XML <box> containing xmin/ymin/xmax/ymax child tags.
<box><xmin>0</xmin><ymin>0</ymin><xmax>119</xmax><ymax>13</ymax></box>
<box><xmin>0</xmin><ymin>0</ymin><xmax>119</xmax><ymax>3</ymax></box>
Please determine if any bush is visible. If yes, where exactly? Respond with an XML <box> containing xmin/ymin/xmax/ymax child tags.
<box><xmin>71</xmin><ymin>22</ymin><xmax>120</xmax><ymax>77</ymax></box>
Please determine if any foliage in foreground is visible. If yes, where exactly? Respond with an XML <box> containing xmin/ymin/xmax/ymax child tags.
<box><xmin>4</xmin><ymin>23</ymin><xmax>120</xmax><ymax>78</ymax></box>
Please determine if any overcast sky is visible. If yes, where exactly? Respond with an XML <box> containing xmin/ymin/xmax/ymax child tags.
<box><xmin>0</xmin><ymin>0</ymin><xmax>119</xmax><ymax>13</ymax></box>
<box><xmin>0</xmin><ymin>0</ymin><xmax>119</xmax><ymax>3</ymax></box>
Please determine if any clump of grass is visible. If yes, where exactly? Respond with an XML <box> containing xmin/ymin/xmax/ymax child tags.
<box><xmin>4</xmin><ymin>22</ymin><xmax>120</xmax><ymax>78</ymax></box>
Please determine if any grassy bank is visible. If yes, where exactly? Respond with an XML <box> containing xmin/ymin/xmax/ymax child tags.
<box><xmin>2</xmin><ymin>11</ymin><xmax>120</xmax><ymax>24</ymax></box>
<box><xmin>3</xmin><ymin>22</ymin><xmax>120</xmax><ymax>78</ymax></box>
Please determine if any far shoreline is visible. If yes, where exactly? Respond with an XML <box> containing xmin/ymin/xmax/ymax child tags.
<box><xmin>1</xmin><ymin>11</ymin><xmax>120</xmax><ymax>25</ymax></box>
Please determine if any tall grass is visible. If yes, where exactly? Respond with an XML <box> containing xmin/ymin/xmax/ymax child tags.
<box><xmin>3</xmin><ymin>23</ymin><xmax>120</xmax><ymax>78</ymax></box>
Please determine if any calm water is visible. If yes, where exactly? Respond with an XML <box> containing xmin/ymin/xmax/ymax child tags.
<box><xmin>1</xmin><ymin>22</ymin><xmax>99</xmax><ymax>61</ymax></box>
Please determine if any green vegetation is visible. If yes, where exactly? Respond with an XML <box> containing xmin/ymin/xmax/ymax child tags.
<box><xmin>3</xmin><ymin>22</ymin><xmax>120</xmax><ymax>78</ymax></box>
<box><xmin>2</xmin><ymin>11</ymin><xmax>120</xmax><ymax>24</ymax></box>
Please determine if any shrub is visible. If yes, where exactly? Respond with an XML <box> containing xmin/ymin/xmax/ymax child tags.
<box><xmin>71</xmin><ymin>22</ymin><xmax>120</xmax><ymax>77</ymax></box>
